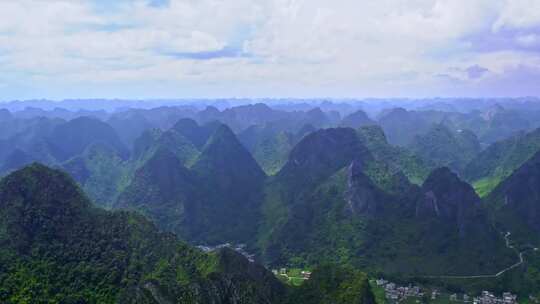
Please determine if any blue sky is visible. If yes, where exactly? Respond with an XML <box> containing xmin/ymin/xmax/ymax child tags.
<box><xmin>0</xmin><ymin>0</ymin><xmax>539</xmax><ymax>100</ymax></box>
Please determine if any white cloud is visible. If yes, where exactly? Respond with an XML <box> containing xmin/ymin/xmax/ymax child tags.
<box><xmin>0</xmin><ymin>0</ymin><xmax>539</xmax><ymax>99</ymax></box>
<box><xmin>516</xmin><ymin>34</ymin><xmax>540</xmax><ymax>47</ymax></box>
<box><xmin>493</xmin><ymin>0</ymin><xmax>540</xmax><ymax>31</ymax></box>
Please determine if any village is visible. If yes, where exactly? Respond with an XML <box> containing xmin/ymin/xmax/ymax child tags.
<box><xmin>193</xmin><ymin>245</ymin><xmax>526</xmax><ymax>304</ymax></box>
<box><xmin>375</xmin><ymin>279</ymin><xmax>520</xmax><ymax>304</ymax></box>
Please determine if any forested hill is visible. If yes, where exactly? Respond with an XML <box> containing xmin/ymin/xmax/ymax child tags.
<box><xmin>0</xmin><ymin>164</ymin><xmax>376</xmax><ymax>304</ymax></box>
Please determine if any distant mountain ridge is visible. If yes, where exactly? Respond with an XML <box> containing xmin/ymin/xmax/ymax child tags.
<box><xmin>3</xmin><ymin>100</ymin><xmax>540</xmax><ymax>296</ymax></box>
<box><xmin>409</xmin><ymin>124</ymin><xmax>480</xmax><ymax>173</ymax></box>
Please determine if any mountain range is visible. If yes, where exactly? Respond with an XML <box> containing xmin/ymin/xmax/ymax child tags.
<box><xmin>2</xmin><ymin>99</ymin><xmax>540</xmax><ymax>300</ymax></box>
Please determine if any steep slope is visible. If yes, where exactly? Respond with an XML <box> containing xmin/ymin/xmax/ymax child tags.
<box><xmin>377</xmin><ymin>108</ymin><xmax>434</xmax><ymax>146</ymax></box>
<box><xmin>409</xmin><ymin>124</ymin><xmax>481</xmax><ymax>173</ymax></box>
<box><xmin>171</xmin><ymin>118</ymin><xmax>220</xmax><ymax>149</ymax></box>
<box><xmin>239</xmin><ymin>125</ymin><xmax>294</xmax><ymax>175</ymax></box>
<box><xmin>132</xmin><ymin>127</ymin><xmax>199</xmax><ymax>167</ymax></box>
<box><xmin>238</xmin><ymin>123</ymin><xmax>314</xmax><ymax>175</ymax></box>
<box><xmin>417</xmin><ymin>168</ymin><xmax>487</xmax><ymax>237</ymax></box>
<box><xmin>47</xmin><ymin>116</ymin><xmax>128</xmax><ymax>161</ymax></box>
<box><xmin>464</xmin><ymin>127</ymin><xmax>540</xmax><ymax>196</ymax></box>
<box><xmin>0</xmin><ymin>164</ymin><xmax>288</xmax><ymax>304</ymax></box>
<box><xmin>117</xmin><ymin>124</ymin><xmax>267</xmax><ymax>245</ymax></box>
<box><xmin>116</xmin><ymin>147</ymin><xmax>199</xmax><ymax>237</ymax></box>
<box><xmin>488</xmin><ymin>150</ymin><xmax>540</xmax><ymax>236</ymax></box>
<box><xmin>107</xmin><ymin>113</ymin><xmax>153</xmax><ymax>149</ymax></box>
<box><xmin>276</xmin><ymin>128</ymin><xmax>371</xmax><ymax>191</ymax></box>
<box><xmin>259</xmin><ymin>128</ymin><xmax>513</xmax><ymax>275</ymax></box>
<box><xmin>191</xmin><ymin>124</ymin><xmax>267</xmax><ymax>244</ymax></box>
<box><xmin>356</xmin><ymin>125</ymin><xmax>431</xmax><ymax>185</ymax></box>
<box><xmin>483</xmin><ymin>151</ymin><xmax>540</xmax><ymax>296</ymax></box>
<box><xmin>62</xmin><ymin>143</ymin><xmax>128</xmax><ymax>208</ymax></box>
<box><xmin>479</xmin><ymin>104</ymin><xmax>531</xmax><ymax>144</ymax></box>
<box><xmin>132</xmin><ymin>128</ymin><xmax>164</xmax><ymax>161</ymax></box>
<box><xmin>258</xmin><ymin>128</ymin><xmax>375</xmax><ymax>264</ymax></box>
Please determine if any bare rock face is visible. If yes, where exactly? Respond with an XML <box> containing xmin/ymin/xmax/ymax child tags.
<box><xmin>416</xmin><ymin>190</ymin><xmax>441</xmax><ymax>217</ymax></box>
<box><xmin>343</xmin><ymin>160</ymin><xmax>385</xmax><ymax>217</ymax></box>
<box><xmin>416</xmin><ymin>167</ymin><xmax>481</xmax><ymax>237</ymax></box>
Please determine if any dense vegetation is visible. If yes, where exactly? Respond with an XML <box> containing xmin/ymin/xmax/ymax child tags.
<box><xmin>464</xmin><ymin>127</ymin><xmax>540</xmax><ymax>196</ymax></box>
<box><xmin>2</xmin><ymin>99</ymin><xmax>540</xmax><ymax>299</ymax></box>
<box><xmin>285</xmin><ymin>264</ymin><xmax>376</xmax><ymax>304</ymax></box>
<box><xmin>259</xmin><ymin>146</ymin><xmax>514</xmax><ymax>276</ymax></box>
<box><xmin>117</xmin><ymin>123</ymin><xmax>266</xmax><ymax>245</ymax></box>
<box><xmin>409</xmin><ymin>124</ymin><xmax>480</xmax><ymax>173</ymax></box>
<box><xmin>0</xmin><ymin>164</ymin><xmax>287</xmax><ymax>303</ymax></box>
<box><xmin>0</xmin><ymin>164</ymin><xmax>378</xmax><ymax>304</ymax></box>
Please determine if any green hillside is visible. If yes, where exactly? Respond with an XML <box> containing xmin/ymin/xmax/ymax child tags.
<box><xmin>465</xmin><ymin>128</ymin><xmax>540</xmax><ymax>196</ymax></box>
<box><xmin>0</xmin><ymin>164</ymin><xmax>287</xmax><ymax>303</ymax></box>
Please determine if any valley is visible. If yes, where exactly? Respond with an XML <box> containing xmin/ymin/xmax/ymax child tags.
<box><xmin>3</xmin><ymin>1</ymin><xmax>540</xmax><ymax>301</ymax></box>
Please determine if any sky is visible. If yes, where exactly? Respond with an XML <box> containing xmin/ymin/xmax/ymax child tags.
<box><xmin>0</xmin><ymin>0</ymin><xmax>540</xmax><ymax>100</ymax></box>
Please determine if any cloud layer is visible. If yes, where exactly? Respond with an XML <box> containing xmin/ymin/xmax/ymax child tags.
<box><xmin>1</xmin><ymin>0</ymin><xmax>539</xmax><ymax>99</ymax></box>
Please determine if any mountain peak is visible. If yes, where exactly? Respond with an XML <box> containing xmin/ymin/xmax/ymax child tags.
<box><xmin>48</xmin><ymin>116</ymin><xmax>128</xmax><ymax>161</ymax></box>
<box><xmin>194</xmin><ymin>123</ymin><xmax>265</xmax><ymax>187</ymax></box>
<box><xmin>172</xmin><ymin>117</ymin><xmax>199</xmax><ymax>133</ymax></box>
<box><xmin>0</xmin><ymin>163</ymin><xmax>88</xmax><ymax>209</ymax></box>
<box><xmin>410</xmin><ymin>124</ymin><xmax>480</xmax><ymax>172</ymax></box>
<box><xmin>0</xmin><ymin>164</ymin><xmax>89</xmax><ymax>252</ymax></box>
<box><xmin>278</xmin><ymin>127</ymin><xmax>371</xmax><ymax>190</ymax></box>
<box><xmin>418</xmin><ymin>167</ymin><xmax>481</xmax><ymax>236</ymax></box>
<box><xmin>357</xmin><ymin>125</ymin><xmax>388</xmax><ymax>146</ymax></box>
<box><xmin>205</xmin><ymin>123</ymin><xmax>237</xmax><ymax>146</ymax></box>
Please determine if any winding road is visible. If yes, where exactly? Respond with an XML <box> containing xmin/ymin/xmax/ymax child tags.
<box><xmin>418</xmin><ymin>232</ymin><xmax>527</xmax><ymax>280</ymax></box>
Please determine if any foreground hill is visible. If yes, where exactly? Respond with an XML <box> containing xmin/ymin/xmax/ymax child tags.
<box><xmin>0</xmin><ymin>164</ymin><xmax>286</xmax><ymax>303</ymax></box>
<box><xmin>0</xmin><ymin>164</ymin><xmax>377</xmax><ymax>304</ymax></box>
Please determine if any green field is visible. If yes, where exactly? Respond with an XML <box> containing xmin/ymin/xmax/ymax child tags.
<box><xmin>473</xmin><ymin>176</ymin><xmax>501</xmax><ymax>198</ymax></box>
<box><xmin>369</xmin><ymin>280</ymin><xmax>387</xmax><ymax>304</ymax></box>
